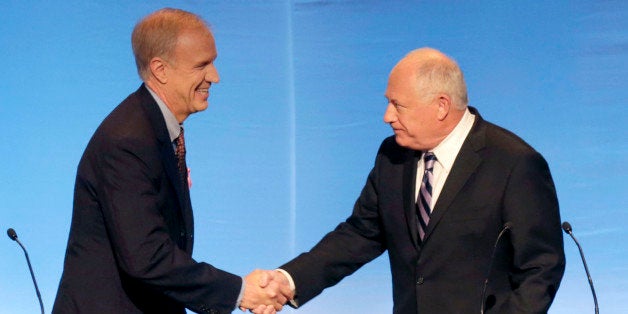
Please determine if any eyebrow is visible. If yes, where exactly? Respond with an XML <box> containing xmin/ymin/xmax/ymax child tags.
<box><xmin>194</xmin><ymin>55</ymin><xmax>216</xmax><ymax>68</ymax></box>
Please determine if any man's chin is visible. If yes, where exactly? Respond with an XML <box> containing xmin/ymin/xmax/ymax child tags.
<box><xmin>394</xmin><ymin>135</ymin><xmax>407</xmax><ymax>147</ymax></box>
<box><xmin>394</xmin><ymin>136</ymin><xmax>422</xmax><ymax>150</ymax></box>
<box><xmin>193</xmin><ymin>102</ymin><xmax>209</xmax><ymax>113</ymax></box>
<box><xmin>395</xmin><ymin>135</ymin><xmax>409</xmax><ymax>148</ymax></box>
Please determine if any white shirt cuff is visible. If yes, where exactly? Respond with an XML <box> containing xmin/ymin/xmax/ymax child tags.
<box><xmin>235</xmin><ymin>277</ymin><xmax>245</xmax><ymax>309</ymax></box>
<box><xmin>275</xmin><ymin>268</ymin><xmax>298</xmax><ymax>307</ymax></box>
<box><xmin>275</xmin><ymin>269</ymin><xmax>296</xmax><ymax>291</ymax></box>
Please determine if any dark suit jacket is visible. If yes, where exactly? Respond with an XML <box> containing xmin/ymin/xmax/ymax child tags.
<box><xmin>281</xmin><ymin>107</ymin><xmax>565</xmax><ymax>313</ymax></box>
<box><xmin>53</xmin><ymin>85</ymin><xmax>241</xmax><ymax>314</ymax></box>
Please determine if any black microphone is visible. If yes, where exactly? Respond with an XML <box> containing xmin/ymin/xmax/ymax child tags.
<box><xmin>562</xmin><ymin>221</ymin><xmax>599</xmax><ymax>314</ymax></box>
<box><xmin>480</xmin><ymin>222</ymin><xmax>512</xmax><ymax>314</ymax></box>
<box><xmin>7</xmin><ymin>228</ymin><xmax>45</xmax><ymax>314</ymax></box>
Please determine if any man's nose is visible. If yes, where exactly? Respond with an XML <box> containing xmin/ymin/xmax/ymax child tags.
<box><xmin>383</xmin><ymin>103</ymin><xmax>396</xmax><ymax>123</ymax></box>
<box><xmin>206</xmin><ymin>64</ymin><xmax>220</xmax><ymax>83</ymax></box>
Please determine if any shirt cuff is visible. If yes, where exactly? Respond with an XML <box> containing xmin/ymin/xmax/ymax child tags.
<box><xmin>275</xmin><ymin>269</ymin><xmax>296</xmax><ymax>291</ymax></box>
<box><xmin>235</xmin><ymin>277</ymin><xmax>245</xmax><ymax>309</ymax></box>
<box><xmin>275</xmin><ymin>268</ymin><xmax>298</xmax><ymax>307</ymax></box>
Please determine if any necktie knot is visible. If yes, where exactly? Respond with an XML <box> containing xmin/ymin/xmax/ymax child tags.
<box><xmin>424</xmin><ymin>152</ymin><xmax>437</xmax><ymax>171</ymax></box>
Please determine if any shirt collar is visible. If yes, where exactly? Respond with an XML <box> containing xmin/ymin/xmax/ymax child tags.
<box><xmin>429</xmin><ymin>108</ymin><xmax>476</xmax><ymax>173</ymax></box>
<box><xmin>146</xmin><ymin>86</ymin><xmax>182</xmax><ymax>142</ymax></box>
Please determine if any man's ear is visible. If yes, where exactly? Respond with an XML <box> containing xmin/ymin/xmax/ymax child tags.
<box><xmin>149</xmin><ymin>57</ymin><xmax>168</xmax><ymax>84</ymax></box>
<box><xmin>436</xmin><ymin>94</ymin><xmax>451</xmax><ymax>121</ymax></box>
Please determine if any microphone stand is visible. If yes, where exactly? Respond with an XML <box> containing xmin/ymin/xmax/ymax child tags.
<box><xmin>7</xmin><ymin>228</ymin><xmax>45</xmax><ymax>314</ymax></box>
<box><xmin>480</xmin><ymin>223</ymin><xmax>511</xmax><ymax>314</ymax></box>
<box><xmin>562</xmin><ymin>222</ymin><xmax>599</xmax><ymax>314</ymax></box>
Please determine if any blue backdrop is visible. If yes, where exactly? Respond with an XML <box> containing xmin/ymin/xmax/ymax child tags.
<box><xmin>1</xmin><ymin>1</ymin><xmax>626</xmax><ymax>313</ymax></box>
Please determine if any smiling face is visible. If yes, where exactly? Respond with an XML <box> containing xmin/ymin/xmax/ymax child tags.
<box><xmin>160</xmin><ymin>27</ymin><xmax>219</xmax><ymax>122</ymax></box>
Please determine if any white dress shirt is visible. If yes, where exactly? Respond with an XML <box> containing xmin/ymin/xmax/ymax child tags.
<box><xmin>416</xmin><ymin>108</ymin><xmax>476</xmax><ymax>211</ymax></box>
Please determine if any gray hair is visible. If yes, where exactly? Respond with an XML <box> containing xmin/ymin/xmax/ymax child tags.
<box><xmin>131</xmin><ymin>8</ymin><xmax>210</xmax><ymax>80</ymax></box>
<box><xmin>409</xmin><ymin>48</ymin><xmax>469</xmax><ymax>110</ymax></box>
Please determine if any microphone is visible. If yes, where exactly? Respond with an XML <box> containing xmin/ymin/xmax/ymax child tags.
<box><xmin>7</xmin><ymin>228</ymin><xmax>45</xmax><ymax>314</ymax></box>
<box><xmin>7</xmin><ymin>228</ymin><xmax>18</xmax><ymax>240</ymax></box>
<box><xmin>480</xmin><ymin>222</ymin><xmax>512</xmax><ymax>314</ymax></box>
<box><xmin>562</xmin><ymin>221</ymin><xmax>599</xmax><ymax>314</ymax></box>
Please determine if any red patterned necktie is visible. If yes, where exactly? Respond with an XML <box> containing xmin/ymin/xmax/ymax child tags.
<box><xmin>417</xmin><ymin>152</ymin><xmax>437</xmax><ymax>241</ymax></box>
<box><xmin>175</xmin><ymin>127</ymin><xmax>187</xmax><ymax>185</ymax></box>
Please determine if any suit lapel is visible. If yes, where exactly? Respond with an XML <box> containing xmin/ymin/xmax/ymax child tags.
<box><xmin>403</xmin><ymin>150</ymin><xmax>421</xmax><ymax>249</ymax></box>
<box><xmin>423</xmin><ymin>108</ymin><xmax>486</xmax><ymax>242</ymax></box>
<box><xmin>137</xmin><ymin>84</ymin><xmax>195</xmax><ymax>253</ymax></box>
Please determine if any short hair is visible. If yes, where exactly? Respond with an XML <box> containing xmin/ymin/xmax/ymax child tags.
<box><xmin>131</xmin><ymin>8</ymin><xmax>210</xmax><ymax>80</ymax></box>
<box><xmin>411</xmin><ymin>50</ymin><xmax>469</xmax><ymax>110</ymax></box>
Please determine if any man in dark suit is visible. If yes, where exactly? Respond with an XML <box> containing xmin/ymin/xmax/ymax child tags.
<box><xmin>52</xmin><ymin>8</ymin><xmax>288</xmax><ymax>314</ymax></box>
<box><xmin>270</xmin><ymin>48</ymin><xmax>565</xmax><ymax>313</ymax></box>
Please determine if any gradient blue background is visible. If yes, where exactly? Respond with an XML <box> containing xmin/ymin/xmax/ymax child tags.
<box><xmin>1</xmin><ymin>1</ymin><xmax>626</xmax><ymax>313</ymax></box>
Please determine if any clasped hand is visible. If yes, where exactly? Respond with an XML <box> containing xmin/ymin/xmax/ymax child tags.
<box><xmin>240</xmin><ymin>269</ymin><xmax>294</xmax><ymax>314</ymax></box>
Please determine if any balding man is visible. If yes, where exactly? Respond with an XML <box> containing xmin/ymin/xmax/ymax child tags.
<box><xmin>52</xmin><ymin>8</ymin><xmax>288</xmax><ymax>314</ymax></box>
<box><xmin>273</xmin><ymin>48</ymin><xmax>565</xmax><ymax>313</ymax></box>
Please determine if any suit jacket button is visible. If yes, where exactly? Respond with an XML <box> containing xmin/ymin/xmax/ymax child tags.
<box><xmin>416</xmin><ymin>276</ymin><xmax>424</xmax><ymax>285</ymax></box>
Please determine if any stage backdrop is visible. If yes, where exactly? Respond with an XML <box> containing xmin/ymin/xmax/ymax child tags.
<box><xmin>1</xmin><ymin>1</ymin><xmax>626</xmax><ymax>313</ymax></box>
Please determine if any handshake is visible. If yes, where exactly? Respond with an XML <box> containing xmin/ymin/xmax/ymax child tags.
<box><xmin>239</xmin><ymin>269</ymin><xmax>295</xmax><ymax>314</ymax></box>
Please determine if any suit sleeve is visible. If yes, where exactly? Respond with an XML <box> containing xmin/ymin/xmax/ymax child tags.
<box><xmin>280</xmin><ymin>147</ymin><xmax>388</xmax><ymax>306</ymax></box>
<box><xmin>502</xmin><ymin>151</ymin><xmax>565</xmax><ymax>312</ymax></box>
<box><xmin>92</xmin><ymin>136</ymin><xmax>241</xmax><ymax>313</ymax></box>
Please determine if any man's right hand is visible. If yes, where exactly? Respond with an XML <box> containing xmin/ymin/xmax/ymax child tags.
<box><xmin>240</xmin><ymin>269</ymin><xmax>294</xmax><ymax>313</ymax></box>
